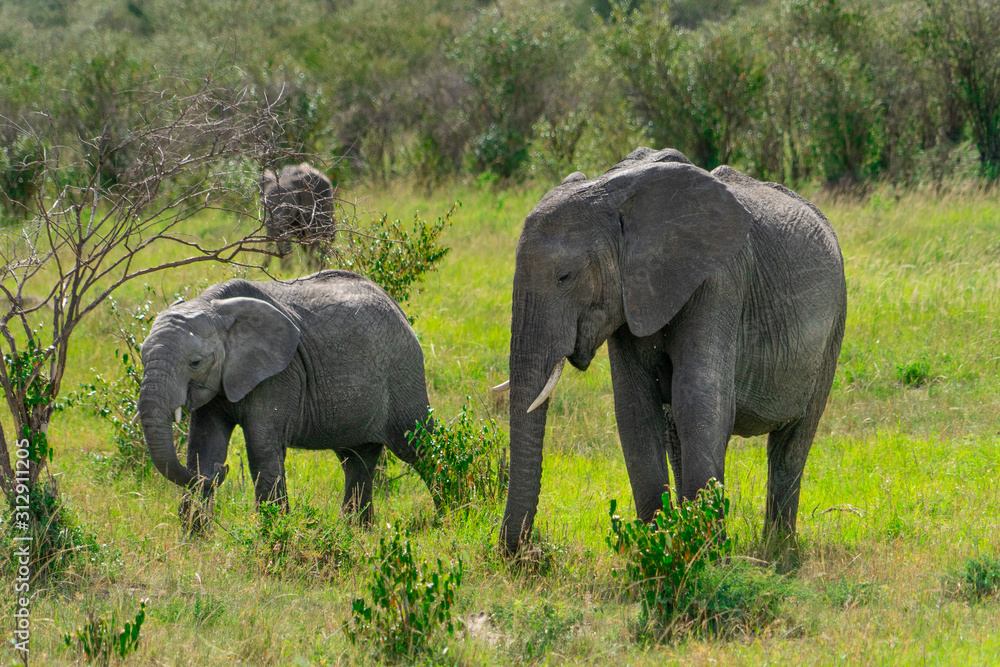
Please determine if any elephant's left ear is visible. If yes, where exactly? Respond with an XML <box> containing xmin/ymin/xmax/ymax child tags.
<box><xmin>212</xmin><ymin>297</ymin><xmax>302</xmax><ymax>402</ymax></box>
<box><xmin>612</xmin><ymin>162</ymin><xmax>752</xmax><ymax>338</ymax></box>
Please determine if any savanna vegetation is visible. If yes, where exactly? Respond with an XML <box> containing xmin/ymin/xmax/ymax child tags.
<box><xmin>2</xmin><ymin>0</ymin><xmax>1000</xmax><ymax>664</ymax></box>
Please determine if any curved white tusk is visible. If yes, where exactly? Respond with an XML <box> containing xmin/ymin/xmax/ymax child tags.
<box><xmin>174</xmin><ymin>407</ymin><xmax>183</xmax><ymax>424</ymax></box>
<box><xmin>527</xmin><ymin>358</ymin><xmax>565</xmax><ymax>413</ymax></box>
<box><xmin>492</xmin><ymin>380</ymin><xmax>510</xmax><ymax>392</ymax></box>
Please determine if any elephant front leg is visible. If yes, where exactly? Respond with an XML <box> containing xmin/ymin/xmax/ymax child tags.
<box><xmin>665</xmin><ymin>308</ymin><xmax>740</xmax><ymax>506</ymax></box>
<box><xmin>181</xmin><ymin>406</ymin><xmax>236</xmax><ymax>533</ymax></box>
<box><xmin>608</xmin><ymin>331</ymin><xmax>670</xmax><ymax>522</ymax></box>
<box><xmin>244</xmin><ymin>432</ymin><xmax>289</xmax><ymax>509</ymax></box>
<box><xmin>340</xmin><ymin>444</ymin><xmax>383</xmax><ymax>524</ymax></box>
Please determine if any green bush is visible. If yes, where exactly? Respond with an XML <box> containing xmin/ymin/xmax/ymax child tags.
<box><xmin>1</xmin><ymin>480</ymin><xmax>101</xmax><ymax>582</ymax></box>
<box><xmin>609</xmin><ymin>483</ymin><xmax>793</xmax><ymax>639</ymax></box>
<box><xmin>346</xmin><ymin>523</ymin><xmax>463</xmax><ymax>662</ymax></box>
<box><xmin>958</xmin><ymin>553</ymin><xmax>1000</xmax><ymax>601</ymax></box>
<box><xmin>896</xmin><ymin>356</ymin><xmax>932</xmax><ymax>387</ymax></box>
<box><xmin>608</xmin><ymin>481</ymin><xmax>731</xmax><ymax>633</ymax></box>
<box><xmin>232</xmin><ymin>501</ymin><xmax>354</xmax><ymax>580</ymax></box>
<box><xmin>63</xmin><ymin>600</ymin><xmax>146</xmax><ymax>665</ymax></box>
<box><xmin>409</xmin><ymin>402</ymin><xmax>509</xmax><ymax>512</ymax></box>
<box><xmin>338</xmin><ymin>204</ymin><xmax>455</xmax><ymax>305</ymax></box>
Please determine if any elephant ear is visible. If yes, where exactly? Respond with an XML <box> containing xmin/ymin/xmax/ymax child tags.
<box><xmin>261</xmin><ymin>169</ymin><xmax>278</xmax><ymax>194</ymax></box>
<box><xmin>211</xmin><ymin>296</ymin><xmax>302</xmax><ymax>402</ymax></box>
<box><xmin>612</xmin><ymin>162</ymin><xmax>752</xmax><ymax>338</ymax></box>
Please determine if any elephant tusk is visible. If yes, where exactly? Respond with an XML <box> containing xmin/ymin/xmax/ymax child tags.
<box><xmin>174</xmin><ymin>407</ymin><xmax>183</xmax><ymax>424</ymax></box>
<box><xmin>493</xmin><ymin>380</ymin><xmax>510</xmax><ymax>393</ymax></box>
<box><xmin>527</xmin><ymin>358</ymin><xmax>565</xmax><ymax>413</ymax></box>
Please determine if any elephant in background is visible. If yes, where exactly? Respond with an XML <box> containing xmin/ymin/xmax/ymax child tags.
<box><xmin>500</xmin><ymin>148</ymin><xmax>846</xmax><ymax>567</ymax></box>
<box><xmin>261</xmin><ymin>163</ymin><xmax>336</xmax><ymax>266</ymax></box>
<box><xmin>138</xmin><ymin>270</ymin><xmax>431</xmax><ymax>527</ymax></box>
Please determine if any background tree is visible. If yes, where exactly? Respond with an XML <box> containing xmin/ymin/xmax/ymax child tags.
<box><xmin>0</xmin><ymin>76</ymin><xmax>294</xmax><ymax>560</ymax></box>
<box><xmin>924</xmin><ymin>0</ymin><xmax>1000</xmax><ymax>180</ymax></box>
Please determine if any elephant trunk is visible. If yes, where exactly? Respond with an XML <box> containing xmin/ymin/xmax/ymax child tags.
<box><xmin>501</xmin><ymin>292</ymin><xmax>565</xmax><ymax>555</ymax></box>
<box><xmin>138</xmin><ymin>363</ymin><xmax>196</xmax><ymax>488</ymax></box>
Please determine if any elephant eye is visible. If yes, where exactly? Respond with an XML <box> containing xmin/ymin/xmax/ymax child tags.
<box><xmin>557</xmin><ymin>272</ymin><xmax>571</xmax><ymax>285</ymax></box>
<box><xmin>189</xmin><ymin>357</ymin><xmax>204</xmax><ymax>370</ymax></box>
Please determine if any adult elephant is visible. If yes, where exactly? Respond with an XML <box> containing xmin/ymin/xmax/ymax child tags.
<box><xmin>499</xmin><ymin>148</ymin><xmax>846</xmax><ymax>565</ymax></box>
<box><xmin>261</xmin><ymin>163</ymin><xmax>336</xmax><ymax>266</ymax></box>
<box><xmin>138</xmin><ymin>270</ymin><xmax>431</xmax><ymax>527</ymax></box>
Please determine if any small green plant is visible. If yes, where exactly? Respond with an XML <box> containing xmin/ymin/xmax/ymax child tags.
<box><xmin>346</xmin><ymin>523</ymin><xmax>463</xmax><ymax>661</ymax></box>
<box><xmin>340</xmin><ymin>203</ymin><xmax>456</xmax><ymax>305</ymax></box>
<box><xmin>896</xmin><ymin>356</ymin><xmax>932</xmax><ymax>387</ymax></box>
<box><xmin>688</xmin><ymin>561</ymin><xmax>794</xmax><ymax>637</ymax></box>
<box><xmin>957</xmin><ymin>553</ymin><xmax>1000</xmax><ymax>601</ymax></box>
<box><xmin>608</xmin><ymin>481</ymin><xmax>732</xmax><ymax>637</ymax></box>
<box><xmin>409</xmin><ymin>402</ymin><xmax>508</xmax><ymax>512</ymax></box>
<box><xmin>490</xmin><ymin>602</ymin><xmax>582</xmax><ymax>661</ymax></box>
<box><xmin>63</xmin><ymin>600</ymin><xmax>146</xmax><ymax>666</ymax></box>
<box><xmin>824</xmin><ymin>577</ymin><xmax>878</xmax><ymax>608</ymax></box>
<box><xmin>232</xmin><ymin>501</ymin><xmax>353</xmax><ymax>580</ymax></box>
<box><xmin>1</xmin><ymin>475</ymin><xmax>100</xmax><ymax>581</ymax></box>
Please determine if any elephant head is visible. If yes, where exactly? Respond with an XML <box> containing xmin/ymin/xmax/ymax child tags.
<box><xmin>138</xmin><ymin>295</ymin><xmax>302</xmax><ymax>490</ymax></box>
<box><xmin>501</xmin><ymin>148</ymin><xmax>753</xmax><ymax>554</ymax></box>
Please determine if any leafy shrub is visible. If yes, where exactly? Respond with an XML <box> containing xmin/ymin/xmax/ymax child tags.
<box><xmin>957</xmin><ymin>553</ymin><xmax>1000</xmax><ymax>601</ymax></box>
<box><xmin>897</xmin><ymin>356</ymin><xmax>932</xmax><ymax>387</ymax></box>
<box><xmin>232</xmin><ymin>501</ymin><xmax>354</xmax><ymax>580</ymax></box>
<box><xmin>609</xmin><ymin>483</ymin><xmax>793</xmax><ymax>639</ymax></box>
<box><xmin>0</xmin><ymin>131</ymin><xmax>42</xmax><ymax>220</ymax></box>
<box><xmin>338</xmin><ymin>203</ymin><xmax>455</xmax><ymax>305</ymax></box>
<box><xmin>686</xmin><ymin>561</ymin><xmax>794</xmax><ymax>637</ymax></box>
<box><xmin>346</xmin><ymin>523</ymin><xmax>463</xmax><ymax>662</ymax></box>
<box><xmin>409</xmin><ymin>402</ymin><xmax>508</xmax><ymax>512</ymax></box>
<box><xmin>63</xmin><ymin>600</ymin><xmax>146</xmax><ymax>666</ymax></box>
<box><xmin>1</xmin><ymin>479</ymin><xmax>101</xmax><ymax>581</ymax></box>
<box><xmin>608</xmin><ymin>481</ymin><xmax>731</xmax><ymax>635</ymax></box>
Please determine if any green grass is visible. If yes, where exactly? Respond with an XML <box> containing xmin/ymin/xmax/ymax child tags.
<box><xmin>5</xmin><ymin>182</ymin><xmax>1000</xmax><ymax>664</ymax></box>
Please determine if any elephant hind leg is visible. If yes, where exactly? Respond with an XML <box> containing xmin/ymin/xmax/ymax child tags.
<box><xmin>341</xmin><ymin>444</ymin><xmax>384</xmax><ymax>524</ymax></box>
<box><xmin>763</xmin><ymin>416</ymin><xmax>817</xmax><ymax>572</ymax></box>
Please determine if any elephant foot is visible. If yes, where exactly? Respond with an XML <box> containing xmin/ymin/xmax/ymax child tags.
<box><xmin>762</xmin><ymin>525</ymin><xmax>801</xmax><ymax>574</ymax></box>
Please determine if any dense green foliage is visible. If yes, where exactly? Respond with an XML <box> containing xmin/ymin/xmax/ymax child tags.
<box><xmin>346</xmin><ymin>523</ymin><xmax>464</xmax><ymax>661</ymax></box>
<box><xmin>2</xmin><ymin>0</ymin><xmax>999</xmax><ymax>205</ymax></box>
<box><xmin>409</xmin><ymin>403</ymin><xmax>508</xmax><ymax>511</ymax></box>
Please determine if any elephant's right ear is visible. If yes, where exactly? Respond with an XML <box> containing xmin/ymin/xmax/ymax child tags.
<box><xmin>610</xmin><ymin>162</ymin><xmax>752</xmax><ymax>338</ymax></box>
<box><xmin>212</xmin><ymin>297</ymin><xmax>302</xmax><ymax>402</ymax></box>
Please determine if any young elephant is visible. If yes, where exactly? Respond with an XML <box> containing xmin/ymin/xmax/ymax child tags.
<box><xmin>138</xmin><ymin>270</ymin><xmax>430</xmax><ymax>527</ymax></box>
<box><xmin>260</xmin><ymin>163</ymin><xmax>336</xmax><ymax>265</ymax></box>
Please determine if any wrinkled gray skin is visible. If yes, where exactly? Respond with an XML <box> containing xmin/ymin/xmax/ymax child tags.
<box><xmin>502</xmin><ymin>148</ymin><xmax>846</xmax><ymax>566</ymax></box>
<box><xmin>138</xmin><ymin>270</ymin><xmax>429</xmax><ymax>526</ymax></box>
<box><xmin>261</xmin><ymin>163</ymin><xmax>335</xmax><ymax>263</ymax></box>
